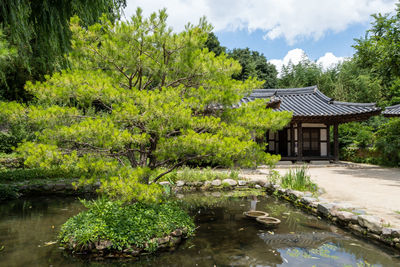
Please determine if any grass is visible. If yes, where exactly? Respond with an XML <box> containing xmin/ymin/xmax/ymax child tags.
<box><xmin>394</xmin><ymin>210</ymin><xmax>400</xmax><ymax>215</ymax></box>
<box><xmin>59</xmin><ymin>199</ymin><xmax>195</xmax><ymax>252</ymax></box>
<box><xmin>280</xmin><ymin>166</ymin><xmax>318</xmax><ymax>193</ymax></box>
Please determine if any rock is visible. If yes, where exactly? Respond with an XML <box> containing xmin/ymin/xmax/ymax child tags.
<box><xmin>288</xmin><ymin>190</ymin><xmax>304</xmax><ymax>199</ymax></box>
<box><xmin>300</xmin><ymin>197</ymin><xmax>317</xmax><ymax>205</ymax></box>
<box><xmin>350</xmin><ymin>215</ymin><xmax>359</xmax><ymax>224</ymax></box>
<box><xmin>159</xmin><ymin>181</ymin><xmax>171</xmax><ymax>186</ymax></box>
<box><xmin>95</xmin><ymin>240</ymin><xmax>112</xmax><ymax>250</ymax></box>
<box><xmin>390</xmin><ymin>229</ymin><xmax>400</xmax><ymax>237</ymax></box>
<box><xmin>303</xmin><ymin>192</ymin><xmax>313</xmax><ymax>197</ymax></box>
<box><xmin>349</xmin><ymin>223</ymin><xmax>365</xmax><ymax>234</ymax></box>
<box><xmin>367</xmin><ymin>232</ymin><xmax>381</xmax><ymax>241</ymax></box>
<box><xmin>170</xmin><ymin>236</ymin><xmax>181</xmax><ymax>246</ymax></box>
<box><xmin>171</xmin><ymin>229</ymin><xmax>183</xmax><ymax>237</ymax></box>
<box><xmin>157</xmin><ymin>236</ymin><xmax>170</xmax><ymax>244</ymax></box>
<box><xmin>193</xmin><ymin>181</ymin><xmax>203</xmax><ymax>187</ymax></box>
<box><xmin>358</xmin><ymin>215</ymin><xmax>385</xmax><ymax>234</ymax></box>
<box><xmin>211</xmin><ymin>179</ymin><xmax>222</xmax><ymax>186</ymax></box>
<box><xmin>222</xmin><ymin>179</ymin><xmax>237</xmax><ymax>186</ymax></box>
<box><xmin>382</xmin><ymin>228</ymin><xmax>393</xmax><ymax>236</ymax></box>
<box><xmin>336</xmin><ymin>211</ymin><xmax>354</xmax><ymax>222</ymax></box>
<box><xmin>382</xmin><ymin>228</ymin><xmax>400</xmax><ymax>237</ymax></box>
<box><xmin>238</xmin><ymin>180</ymin><xmax>247</xmax><ymax>186</ymax></box>
<box><xmin>394</xmin><ymin>238</ymin><xmax>400</xmax><ymax>243</ymax></box>
<box><xmin>54</xmin><ymin>183</ymin><xmax>66</xmax><ymax>191</ymax></box>
<box><xmin>176</xmin><ymin>180</ymin><xmax>185</xmax><ymax>187</ymax></box>
<box><xmin>278</xmin><ymin>188</ymin><xmax>286</xmax><ymax>195</ymax></box>
<box><xmin>317</xmin><ymin>203</ymin><xmax>337</xmax><ymax>217</ymax></box>
<box><xmin>255</xmin><ymin>184</ymin><xmax>262</xmax><ymax>189</ymax></box>
<box><xmin>203</xmin><ymin>181</ymin><xmax>211</xmax><ymax>187</ymax></box>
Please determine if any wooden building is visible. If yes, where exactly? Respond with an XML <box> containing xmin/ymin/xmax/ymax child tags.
<box><xmin>382</xmin><ymin>104</ymin><xmax>400</xmax><ymax>117</ymax></box>
<box><xmin>241</xmin><ymin>86</ymin><xmax>381</xmax><ymax>162</ymax></box>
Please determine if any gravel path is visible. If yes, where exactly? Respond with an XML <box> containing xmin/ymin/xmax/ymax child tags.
<box><xmin>240</xmin><ymin>163</ymin><xmax>400</xmax><ymax>227</ymax></box>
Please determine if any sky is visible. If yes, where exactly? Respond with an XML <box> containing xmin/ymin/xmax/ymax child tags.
<box><xmin>123</xmin><ymin>0</ymin><xmax>398</xmax><ymax>73</ymax></box>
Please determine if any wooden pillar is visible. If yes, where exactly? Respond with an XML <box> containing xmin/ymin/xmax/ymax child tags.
<box><xmin>333</xmin><ymin>123</ymin><xmax>339</xmax><ymax>162</ymax></box>
<box><xmin>326</xmin><ymin>124</ymin><xmax>330</xmax><ymax>159</ymax></box>
<box><xmin>298</xmin><ymin>122</ymin><xmax>303</xmax><ymax>161</ymax></box>
<box><xmin>290</xmin><ymin>123</ymin><xmax>295</xmax><ymax>157</ymax></box>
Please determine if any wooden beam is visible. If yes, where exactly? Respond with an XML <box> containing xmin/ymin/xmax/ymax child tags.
<box><xmin>333</xmin><ymin>123</ymin><xmax>339</xmax><ymax>162</ymax></box>
<box><xmin>326</xmin><ymin>124</ymin><xmax>330</xmax><ymax>158</ymax></box>
<box><xmin>298</xmin><ymin>123</ymin><xmax>303</xmax><ymax>161</ymax></box>
<box><xmin>290</xmin><ymin>123</ymin><xmax>295</xmax><ymax>157</ymax></box>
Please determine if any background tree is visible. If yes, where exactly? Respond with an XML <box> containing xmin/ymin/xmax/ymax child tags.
<box><xmin>228</xmin><ymin>48</ymin><xmax>278</xmax><ymax>88</ymax></box>
<box><xmin>0</xmin><ymin>0</ymin><xmax>126</xmax><ymax>101</ymax></box>
<box><xmin>205</xmin><ymin>32</ymin><xmax>226</xmax><ymax>56</ymax></box>
<box><xmin>353</xmin><ymin>2</ymin><xmax>400</xmax><ymax>105</ymax></box>
<box><xmin>0</xmin><ymin>9</ymin><xmax>291</xmax><ymax>203</ymax></box>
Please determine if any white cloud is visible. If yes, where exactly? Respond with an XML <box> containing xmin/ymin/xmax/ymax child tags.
<box><xmin>270</xmin><ymin>49</ymin><xmax>344</xmax><ymax>75</ymax></box>
<box><xmin>124</xmin><ymin>0</ymin><xmax>396</xmax><ymax>44</ymax></box>
<box><xmin>270</xmin><ymin>48</ymin><xmax>307</xmax><ymax>74</ymax></box>
<box><xmin>317</xmin><ymin>52</ymin><xmax>345</xmax><ymax>70</ymax></box>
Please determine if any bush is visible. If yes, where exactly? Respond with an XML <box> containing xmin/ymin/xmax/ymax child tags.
<box><xmin>375</xmin><ymin>118</ymin><xmax>400</xmax><ymax>167</ymax></box>
<box><xmin>0</xmin><ymin>184</ymin><xmax>19</xmax><ymax>201</ymax></box>
<box><xmin>59</xmin><ymin>199</ymin><xmax>195</xmax><ymax>252</ymax></box>
<box><xmin>280</xmin><ymin>166</ymin><xmax>318</xmax><ymax>193</ymax></box>
<box><xmin>0</xmin><ymin>168</ymin><xmax>80</xmax><ymax>182</ymax></box>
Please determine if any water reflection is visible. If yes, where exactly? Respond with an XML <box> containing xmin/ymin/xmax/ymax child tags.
<box><xmin>0</xmin><ymin>193</ymin><xmax>399</xmax><ymax>267</ymax></box>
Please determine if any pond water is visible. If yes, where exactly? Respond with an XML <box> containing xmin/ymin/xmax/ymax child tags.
<box><xmin>0</xmin><ymin>193</ymin><xmax>399</xmax><ymax>267</ymax></box>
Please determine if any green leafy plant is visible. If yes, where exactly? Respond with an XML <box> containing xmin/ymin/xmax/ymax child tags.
<box><xmin>59</xmin><ymin>198</ymin><xmax>195</xmax><ymax>252</ymax></box>
<box><xmin>280</xmin><ymin>166</ymin><xmax>318</xmax><ymax>193</ymax></box>
<box><xmin>0</xmin><ymin>168</ymin><xmax>80</xmax><ymax>182</ymax></box>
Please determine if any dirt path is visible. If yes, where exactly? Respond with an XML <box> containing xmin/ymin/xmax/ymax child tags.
<box><xmin>240</xmin><ymin>164</ymin><xmax>400</xmax><ymax>227</ymax></box>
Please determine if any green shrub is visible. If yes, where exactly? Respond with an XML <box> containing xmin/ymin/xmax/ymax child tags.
<box><xmin>0</xmin><ymin>168</ymin><xmax>80</xmax><ymax>182</ymax></box>
<box><xmin>59</xmin><ymin>199</ymin><xmax>195</xmax><ymax>252</ymax></box>
<box><xmin>375</xmin><ymin>118</ymin><xmax>400</xmax><ymax>167</ymax></box>
<box><xmin>0</xmin><ymin>184</ymin><xmax>19</xmax><ymax>201</ymax></box>
<box><xmin>280</xmin><ymin>166</ymin><xmax>318</xmax><ymax>193</ymax></box>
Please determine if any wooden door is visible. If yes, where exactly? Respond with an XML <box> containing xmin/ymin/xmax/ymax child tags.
<box><xmin>302</xmin><ymin>128</ymin><xmax>320</xmax><ymax>156</ymax></box>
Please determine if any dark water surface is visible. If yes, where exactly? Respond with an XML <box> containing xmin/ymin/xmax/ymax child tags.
<box><xmin>0</xmin><ymin>193</ymin><xmax>399</xmax><ymax>267</ymax></box>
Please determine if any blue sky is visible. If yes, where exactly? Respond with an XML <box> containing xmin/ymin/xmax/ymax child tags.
<box><xmin>216</xmin><ymin>23</ymin><xmax>368</xmax><ymax>61</ymax></box>
<box><xmin>124</xmin><ymin>0</ymin><xmax>397</xmax><ymax>71</ymax></box>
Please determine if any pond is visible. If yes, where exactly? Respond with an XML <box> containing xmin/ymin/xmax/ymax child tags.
<box><xmin>0</xmin><ymin>192</ymin><xmax>399</xmax><ymax>267</ymax></box>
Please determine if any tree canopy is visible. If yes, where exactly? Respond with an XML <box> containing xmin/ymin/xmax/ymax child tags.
<box><xmin>228</xmin><ymin>48</ymin><xmax>278</xmax><ymax>88</ymax></box>
<box><xmin>0</xmin><ymin>9</ymin><xmax>291</xmax><ymax>203</ymax></box>
<box><xmin>0</xmin><ymin>0</ymin><xmax>126</xmax><ymax>101</ymax></box>
<box><xmin>353</xmin><ymin>2</ymin><xmax>400</xmax><ymax>105</ymax></box>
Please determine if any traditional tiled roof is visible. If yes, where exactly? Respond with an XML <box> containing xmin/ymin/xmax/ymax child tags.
<box><xmin>240</xmin><ymin>86</ymin><xmax>381</xmax><ymax>123</ymax></box>
<box><xmin>382</xmin><ymin>104</ymin><xmax>400</xmax><ymax>117</ymax></box>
